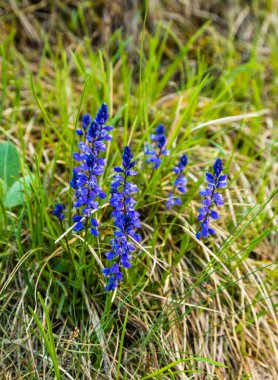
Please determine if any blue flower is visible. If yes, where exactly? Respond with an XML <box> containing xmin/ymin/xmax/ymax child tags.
<box><xmin>196</xmin><ymin>158</ymin><xmax>227</xmax><ymax>240</ymax></box>
<box><xmin>82</xmin><ymin>114</ymin><xmax>91</xmax><ymax>128</ymax></box>
<box><xmin>95</xmin><ymin>103</ymin><xmax>109</xmax><ymax>125</ymax></box>
<box><xmin>166</xmin><ymin>154</ymin><xmax>188</xmax><ymax>209</ymax></box>
<box><xmin>70</xmin><ymin>103</ymin><xmax>113</xmax><ymax>236</ymax></box>
<box><xmin>102</xmin><ymin>146</ymin><xmax>141</xmax><ymax>291</ymax></box>
<box><xmin>53</xmin><ymin>203</ymin><xmax>65</xmax><ymax>221</ymax></box>
<box><xmin>145</xmin><ymin>124</ymin><xmax>169</xmax><ymax>169</ymax></box>
<box><xmin>75</xmin><ymin>114</ymin><xmax>92</xmax><ymax>135</ymax></box>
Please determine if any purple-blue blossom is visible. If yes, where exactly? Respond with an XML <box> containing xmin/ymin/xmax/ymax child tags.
<box><xmin>53</xmin><ymin>203</ymin><xmax>65</xmax><ymax>221</ymax></box>
<box><xmin>145</xmin><ymin>124</ymin><xmax>169</xmax><ymax>169</ymax></box>
<box><xmin>196</xmin><ymin>158</ymin><xmax>227</xmax><ymax>240</ymax></box>
<box><xmin>166</xmin><ymin>154</ymin><xmax>188</xmax><ymax>209</ymax></box>
<box><xmin>102</xmin><ymin>146</ymin><xmax>141</xmax><ymax>291</ymax></box>
<box><xmin>75</xmin><ymin>113</ymin><xmax>91</xmax><ymax>135</ymax></box>
<box><xmin>70</xmin><ymin>103</ymin><xmax>113</xmax><ymax>236</ymax></box>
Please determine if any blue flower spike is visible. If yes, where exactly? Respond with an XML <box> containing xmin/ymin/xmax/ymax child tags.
<box><xmin>102</xmin><ymin>146</ymin><xmax>141</xmax><ymax>291</ymax></box>
<box><xmin>166</xmin><ymin>154</ymin><xmax>188</xmax><ymax>209</ymax></box>
<box><xmin>145</xmin><ymin>124</ymin><xmax>169</xmax><ymax>169</ymax></box>
<box><xmin>196</xmin><ymin>158</ymin><xmax>227</xmax><ymax>240</ymax></box>
<box><xmin>70</xmin><ymin>103</ymin><xmax>113</xmax><ymax>235</ymax></box>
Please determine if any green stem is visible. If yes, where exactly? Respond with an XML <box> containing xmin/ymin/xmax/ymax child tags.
<box><xmin>59</xmin><ymin>219</ymin><xmax>74</xmax><ymax>268</ymax></box>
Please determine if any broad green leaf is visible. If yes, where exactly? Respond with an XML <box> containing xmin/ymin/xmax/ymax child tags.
<box><xmin>4</xmin><ymin>176</ymin><xmax>32</xmax><ymax>208</ymax></box>
<box><xmin>0</xmin><ymin>142</ymin><xmax>20</xmax><ymax>189</ymax></box>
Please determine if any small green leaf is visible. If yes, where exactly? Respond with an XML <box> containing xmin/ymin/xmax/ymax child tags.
<box><xmin>0</xmin><ymin>142</ymin><xmax>20</xmax><ymax>189</ymax></box>
<box><xmin>4</xmin><ymin>176</ymin><xmax>32</xmax><ymax>208</ymax></box>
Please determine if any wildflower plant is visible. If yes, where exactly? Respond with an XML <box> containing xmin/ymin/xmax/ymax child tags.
<box><xmin>145</xmin><ymin>124</ymin><xmax>169</xmax><ymax>168</ymax></box>
<box><xmin>166</xmin><ymin>154</ymin><xmax>188</xmax><ymax>209</ymax></box>
<box><xmin>70</xmin><ymin>103</ymin><xmax>113</xmax><ymax>236</ymax></box>
<box><xmin>53</xmin><ymin>103</ymin><xmax>228</xmax><ymax>294</ymax></box>
<box><xmin>196</xmin><ymin>158</ymin><xmax>227</xmax><ymax>239</ymax></box>
<box><xmin>102</xmin><ymin>146</ymin><xmax>141</xmax><ymax>291</ymax></box>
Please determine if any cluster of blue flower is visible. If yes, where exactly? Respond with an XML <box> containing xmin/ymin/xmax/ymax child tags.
<box><xmin>166</xmin><ymin>154</ymin><xmax>188</xmax><ymax>209</ymax></box>
<box><xmin>196</xmin><ymin>158</ymin><xmax>227</xmax><ymax>239</ymax></box>
<box><xmin>102</xmin><ymin>146</ymin><xmax>141</xmax><ymax>291</ymax></box>
<box><xmin>53</xmin><ymin>104</ymin><xmax>141</xmax><ymax>291</ymax></box>
<box><xmin>144</xmin><ymin>124</ymin><xmax>226</xmax><ymax>238</ymax></box>
<box><xmin>144</xmin><ymin>125</ymin><xmax>188</xmax><ymax>209</ymax></box>
<box><xmin>145</xmin><ymin>124</ymin><xmax>169</xmax><ymax>168</ymax></box>
<box><xmin>53</xmin><ymin>105</ymin><xmax>227</xmax><ymax>291</ymax></box>
<box><xmin>69</xmin><ymin>104</ymin><xmax>113</xmax><ymax>236</ymax></box>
